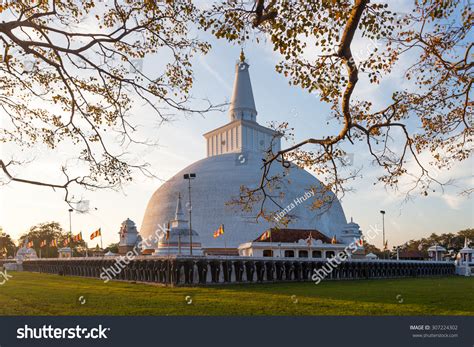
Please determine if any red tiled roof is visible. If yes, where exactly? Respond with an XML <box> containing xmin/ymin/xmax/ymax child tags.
<box><xmin>253</xmin><ymin>228</ymin><xmax>331</xmax><ymax>243</ymax></box>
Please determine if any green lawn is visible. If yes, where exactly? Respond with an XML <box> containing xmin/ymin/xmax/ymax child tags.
<box><xmin>0</xmin><ymin>272</ymin><xmax>472</xmax><ymax>315</ymax></box>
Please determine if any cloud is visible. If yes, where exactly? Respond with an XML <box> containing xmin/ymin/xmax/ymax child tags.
<box><xmin>441</xmin><ymin>194</ymin><xmax>464</xmax><ymax>210</ymax></box>
<box><xmin>198</xmin><ymin>56</ymin><xmax>232</xmax><ymax>92</ymax></box>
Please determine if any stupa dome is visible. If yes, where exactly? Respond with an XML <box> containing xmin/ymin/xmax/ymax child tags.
<box><xmin>141</xmin><ymin>153</ymin><xmax>348</xmax><ymax>249</ymax></box>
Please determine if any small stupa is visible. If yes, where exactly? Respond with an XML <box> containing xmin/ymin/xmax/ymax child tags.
<box><xmin>153</xmin><ymin>193</ymin><xmax>203</xmax><ymax>256</ymax></box>
<box><xmin>15</xmin><ymin>238</ymin><xmax>38</xmax><ymax>261</ymax></box>
<box><xmin>118</xmin><ymin>218</ymin><xmax>142</xmax><ymax>255</ymax></box>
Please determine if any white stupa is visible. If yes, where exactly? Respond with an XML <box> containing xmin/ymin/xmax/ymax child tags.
<box><xmin>118</xmin><ymin>218</ymin><xmax>142</xmax><ymax>255</ymax></box>
<box><xmin>140</xmin><ymin>52</ymin><xmax>353</xmax><ymax>251</ymax></box>
<box><xmin>153</xmin><ymin>193</ymin><xmax>203</xmax><ymax>256</ymax></box>
<box><xmin>339</xmin><ymin>217</ymin><xmax>363</xmax><ymax>244</ymax></box>
<box><xmin>15</xmin><ymin>238</ymin><xmax>38</xmax><ymax>261</ymax></box>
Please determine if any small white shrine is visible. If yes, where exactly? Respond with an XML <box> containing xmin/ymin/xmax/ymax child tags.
<box><xmin>58</xmin><ymin>247</ymin><xmax>73</xmax><ymax>258</ymax></box>
<box><xmin>365</xmin><ymin>252</ymin><xmax>378</xmax><ymax>260</ymax></box>
<box><xmin>455</xmin><ymin>238</ymin><xmax>473</xmax><ymax>276</ymax></box>
<box><xmin>427</xmin><ymin>244</ymin><xmax>447</xmax><ymax>261</ymax></box>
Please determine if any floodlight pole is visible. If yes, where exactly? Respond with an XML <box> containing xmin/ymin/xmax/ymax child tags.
<box><xmin>184</xmin><ymin>173</ymin><xmax>196</xmax><ymax>256</ymax></box>
<box><xmin>380</xmin><ymin>210</ymin><xmax>386</xmax><ymax>259</ymax></box>
<box><xmin>68</xmin><ymin>208</ymin><xmax>73</xmax><ymax>235</ymax></box>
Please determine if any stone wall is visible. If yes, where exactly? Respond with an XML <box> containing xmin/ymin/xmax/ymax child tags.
<box><xmin>20</xmin><ymin>256</ymin><xmax>455</xmax><ymax>286</ymax></box>
<box><xmin>0</xmin><ymin>259</ymin><xmax>16</xmax><ymax>267</ymax></box>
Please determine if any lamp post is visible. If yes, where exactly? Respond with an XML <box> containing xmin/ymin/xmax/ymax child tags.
<box><xmin>68</xmin><ymin>208</ymin><xmax>73</xmax><ymax>235</ymax></box>
<box><xmin>380</xmin><ymin>210</ymin><xmax>386</xmax><ymax>258</ymax></box>
<box><xmin>183</xmin><ymin>173</ymin><xmax>196</xmax><ymax>256</ymax></box>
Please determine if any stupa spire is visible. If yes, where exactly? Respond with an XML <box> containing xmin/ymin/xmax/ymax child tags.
<box><xmin>175</xmin><ymin>192</ymin><xmax>184</xmax><ymax>220</ymax></box>
<box><xmin>171</xmin><ymin>192</ymin><xmax>188</xmax><ymax>228</ymax></box>
<box><xmin>229</xmin><ymin>50</ymin><xmax>257</xmax><ymax>122</ymax></box>
<box><xmin>239</xmin><ymin>48</ymin><xmax>246</xmax><ymax>63</ymax></box>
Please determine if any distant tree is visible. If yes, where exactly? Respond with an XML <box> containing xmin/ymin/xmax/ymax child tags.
<box><xmin>393</xmin><ymin>228</ymin><xmax>473</xmax><ymax>255</ymax></box>
<box><xmin>458</xmin><ymin>228</ymin><xmax>474</xmax><ymax>241</ymax></box>
<box><xmin>19</xmin><ymin>221</ymin><xmax>86</xmax><ymax>258</ymax></box>
<box><xmin>202</xmin><ymin>0</ymin><xmax>472</xmax><ymax>219</ymax></box>
<box><xmin>0</xmin><ymin>227</ymin><xmax>17</xmax><ymax>258</ymax></box>
<box><xmin>0</xmin><ymin>1</ymin><xmax>219</xmax><ymax>206</ymax></box>
<box><xmin>104</xmin><ymin>243</ymin><xmax>119</xmax><ymax>254</ymax></box>
<box><xmin>363</xmin><ymin>241</ymin><xmax>382</xmax><ymax>257</ymax></box>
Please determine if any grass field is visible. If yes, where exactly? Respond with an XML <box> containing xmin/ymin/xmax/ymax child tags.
<box><xmin>0</xmin><ymin>272</ymin><xmax>473</xmax><ymax>315</ymax></box>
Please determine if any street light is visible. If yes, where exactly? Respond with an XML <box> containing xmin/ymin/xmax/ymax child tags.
<box><xmin>183</xmin><ymin>173</ymin><xmax>196</xmax><ymax>256</ymax></box>
<box><xmin>380</xmin><ymin>210</ymin><xmax>386</xmax><ymax>258</ymax></box>
<box><xmin>68</xmin><ymin>208</ymin><xmax>73</xmax><ymax>235</ymax></box>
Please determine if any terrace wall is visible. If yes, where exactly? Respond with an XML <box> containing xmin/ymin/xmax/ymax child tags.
<box><xmin>19</xmin><ymin>256</ymin><xmax>455</xmax><ymax>286</ymax></box>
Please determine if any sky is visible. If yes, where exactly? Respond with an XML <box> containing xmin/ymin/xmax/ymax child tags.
<box><xmin>0</xmin><ymin>1</ymin><xmax>472</xmax><ymax>249</ymax></box>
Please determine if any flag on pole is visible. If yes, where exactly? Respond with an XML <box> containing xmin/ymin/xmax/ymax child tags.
<box><xmin>40</xmin><ymin>240</ymin><xmax>47</xmax><ymax>248</ymax></box>
<box><xmin>331</xmin><ymin>235</ymin><xmax>337</xmax><ymax>244</ymax></box>
<box><xmin>50</xmin><ymin>239</ymin><xmax>58</xmax><ymax>247</ymax></box>
<box><xmin>72</xmin><ymin>232</ymin><xmax>82</xmax><ymax>242</ymax></box>
<box><xmin>90</xmin><ymin>228</ymin><xmax>101</xmax><ymax>240</ymax></box>
<box><xmin>260</xmin><ymin>230</ymin><xmax>271</xmax><ymax>241</ymax></box>
<box><xmin>213</xmin><ymin>224</ymin><xmax>225</xmax><ymax>239</ymax></box>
